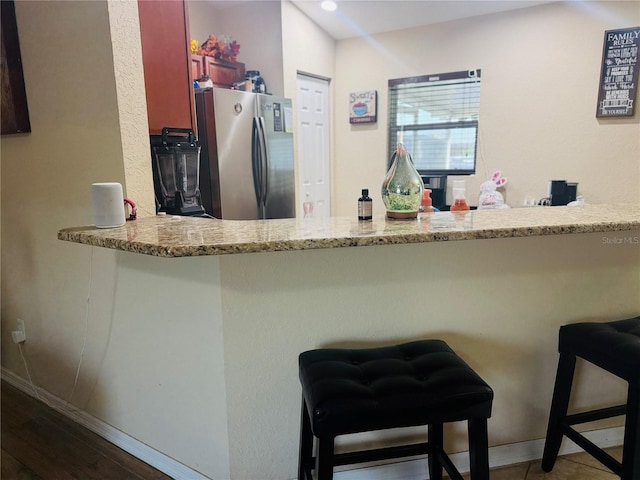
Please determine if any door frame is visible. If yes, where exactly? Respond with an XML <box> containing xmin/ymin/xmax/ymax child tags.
<box><xmin>295</xmin><ymin>71</ymin><xmax>332</xmax><ymax>218</ymax></box>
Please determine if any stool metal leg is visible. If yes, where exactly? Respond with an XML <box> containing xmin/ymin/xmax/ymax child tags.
<box><xmin>542</xmin><ymin>352</ymin><xmax>577</xmax><ymax>472</ymax></box>
<box><xmin>315</xmin><ymin>436</ymin><xmax>335</xmax><ymax>480</ymax></box>
<box><xmin>428</xmin><ymin>423</ymin><xmax>443</xmax><ymax>480</ymax></box>
<box><xmin>622</xmin><ymin>382</ymin><xmax>640</xmax><ymax>480</ymax></box>
<box><xmin>298</xmin><ymin>396</ymin><xmax>313</xmax><ymax>480</ymax></box>
<box><xmin>468</xmin><ymin>418</ymin><xmax>489</xmax><ymax>480</ymax></box>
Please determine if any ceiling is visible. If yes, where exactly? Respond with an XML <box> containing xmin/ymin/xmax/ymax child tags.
<box><xmin>290</xmin><ymin>0</ymin><xmax>554</xmax><ymax>40</ymax></box>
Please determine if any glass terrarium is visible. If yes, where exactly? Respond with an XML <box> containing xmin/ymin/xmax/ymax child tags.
<box><xmin>381</xmin><ymin>143</ymin><xmax>424</xmax><ymax>219</ymax></box>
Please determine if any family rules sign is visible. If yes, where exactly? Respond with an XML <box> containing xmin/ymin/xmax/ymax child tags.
<box><xmin>596</xmin><ymin>26</ymin><xmax>640</xmax><ymax>117</ymax></box>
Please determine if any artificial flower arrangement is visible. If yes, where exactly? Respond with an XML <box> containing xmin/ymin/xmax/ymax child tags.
<box><xmin>192</xmin><ymin>35</ymin><xmax>240</xmax><ymax>62</ymax></box>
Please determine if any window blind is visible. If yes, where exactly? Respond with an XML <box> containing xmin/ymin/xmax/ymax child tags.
<box><xmin>388</xmin><ymin>70</ymin><xmax>481</xmax><ymax>175</ymax></box>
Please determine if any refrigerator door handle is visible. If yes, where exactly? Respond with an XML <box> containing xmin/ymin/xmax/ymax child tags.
<box><xmin>257</xmin><ymin>116</ymin><xmax>269</xmax><ymax>206</ymax></box>
<box><xmin>251</xmin><ymin>117</ymin><xmax>264</xmax><ymax>217</ymax></box>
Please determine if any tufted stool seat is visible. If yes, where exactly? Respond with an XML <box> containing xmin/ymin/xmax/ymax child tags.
<box><xmin>542</xmin><ymin>316</ymin><xmax>640</xmax><ymax>479</ymax></box>
<box><xmin>298</xmin><ymin>339</ymin><xmax>493</xmax><ymax>480</ymax></box>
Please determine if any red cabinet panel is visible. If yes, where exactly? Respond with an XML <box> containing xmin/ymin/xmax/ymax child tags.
<box><xmin>138</xmin><ymin>0</ymin><xmax>195</xmax><ymax>134</ymax></box>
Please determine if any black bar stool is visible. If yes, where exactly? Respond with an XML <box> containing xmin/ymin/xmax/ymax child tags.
<box><xmin>542</xmin><ymin>317</ymin><xmax>640</xmax><ymax>479</ymax></box>
<box><xmin>298</xmin><ymin>339</ymin><xmax>494</xmax><ymax>480</ymax></box>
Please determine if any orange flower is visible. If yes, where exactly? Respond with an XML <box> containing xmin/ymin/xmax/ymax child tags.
<box><xmin>197</xmin><ymin>34</ymin><xmax>240</xmax><ymax>61</ymax></box>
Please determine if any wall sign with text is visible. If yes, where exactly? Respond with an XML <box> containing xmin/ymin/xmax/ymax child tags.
<box><xmin>349</xmin><ymin>90</ymin><xmax>377</xmax><ymax>124</ymax></box>
<box><xmin>596</xmin><ymin>26</ymin><xmax>640</xmax><ymax>117</ymax></box>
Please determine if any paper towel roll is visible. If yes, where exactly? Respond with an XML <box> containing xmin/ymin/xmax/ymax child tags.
<box><xmin>91</xmin><ymin>182</ymin><xmax>126</xmax><ymax>228</ymax></box>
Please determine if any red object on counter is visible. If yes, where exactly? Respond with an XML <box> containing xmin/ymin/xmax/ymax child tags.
<box><xmin>124</xmin><ymin>198</ymin><xmax>137</xmax><ymax>221</ymax></box>
<box><xmin>450</xmin><ymin>198</ymin><xmax>470</xmax><ymax>211</ymax></box>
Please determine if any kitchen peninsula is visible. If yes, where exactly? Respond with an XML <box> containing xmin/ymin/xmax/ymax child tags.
<box><xmin>54</xmin><ymin>204</ymin><xmax>640</xmax><ymax>479</ymax></box>
<box><xmin>59</xmin><ymin>203</ymin><xmax>640</xmax><ymax>256</ymax></box>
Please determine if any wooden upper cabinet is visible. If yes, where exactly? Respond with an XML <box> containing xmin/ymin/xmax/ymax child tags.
<box><xmin>203</xmin><ymin>57</ymin><xmax>245</xmax><ymax>88</ymax></box>
<box><xmin>138</xmin><ymin>0</ymin><xmax>195</xmax><ymax>134</ymax></box>
<box><xmin>192</xmin><ymin>54</ymin><xmax>246</xmax><ymax>88</ymax></box>
<box><xmin>191</xmin><ymin>54</ymin><xmax>204</xmax><ymax>82</ymax></box>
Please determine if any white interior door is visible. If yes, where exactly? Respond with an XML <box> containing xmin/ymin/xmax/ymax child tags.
<box><xmin>296</xmin><ymin>74</ymin><xmax>331</xmax><ymax>219</ymax></box>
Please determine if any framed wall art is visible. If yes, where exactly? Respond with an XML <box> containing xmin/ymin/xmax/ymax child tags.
<box><xmin>1</xmin><ymin>0</ymin><xmax>31</xmax><ymax>135</ymax></box>
<box><xmin>349</xmin><ymin>90</ymin><xmax>377</xmax><ymax>124</ymax></box>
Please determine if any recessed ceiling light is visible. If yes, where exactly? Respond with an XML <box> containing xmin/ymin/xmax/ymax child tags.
<box><xmin>321</xmin><ymin>0</ymin><xmax>337</xmax><ymax>12</ymax></box>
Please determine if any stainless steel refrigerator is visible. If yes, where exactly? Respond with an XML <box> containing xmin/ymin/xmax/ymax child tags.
<box><xmin>195</xmin><ymin>87</ymin><xmax>295</xmax><ymax>220</ymax></box>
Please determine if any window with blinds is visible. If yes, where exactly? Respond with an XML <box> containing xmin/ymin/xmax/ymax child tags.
<box><xmin>388</xmin><ymin>69</ymin><xmax>481</xmax><ymax>175</ymax></box>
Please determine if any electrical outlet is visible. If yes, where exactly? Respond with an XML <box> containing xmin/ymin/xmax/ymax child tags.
<box><xmin>12</xmin><ymin>318</ymin><xmax>26</xmax><ymax>344</ymax></box>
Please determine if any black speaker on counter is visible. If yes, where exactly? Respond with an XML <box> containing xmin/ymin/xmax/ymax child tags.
<box><xmin>549</xmin><ymin>180</ymin><xmax>578</xmax><ymax>206</ymax></box>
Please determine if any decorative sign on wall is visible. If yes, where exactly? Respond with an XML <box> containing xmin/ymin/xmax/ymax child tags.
<box><xmin>596</xmin><ymin>26</ymin><xmax>640</xmax><ymax>118</ymax></box>
<box><xmin>349</xmin><ymin>90</ymin><xmax>377</xmax><ymax>124</ymax></box>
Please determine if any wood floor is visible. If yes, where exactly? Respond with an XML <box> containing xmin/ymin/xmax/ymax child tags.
<box><xmin>1</xmin><ymin>380</ymin><xmax>173</xmax><ymax>480</ymax></box>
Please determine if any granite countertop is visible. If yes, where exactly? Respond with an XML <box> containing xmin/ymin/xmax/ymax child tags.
<box><xmin>58</xmin><ymin>204</ymin><xmax>640</xmax><ymax>258</ymax></box>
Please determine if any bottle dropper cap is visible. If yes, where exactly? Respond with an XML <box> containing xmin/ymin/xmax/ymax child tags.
<box><xmin>362</xmin><ymin>188</ymin><xmax>369</xmax><ymax>196</ymax></box>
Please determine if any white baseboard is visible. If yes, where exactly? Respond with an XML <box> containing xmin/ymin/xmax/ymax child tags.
<box><xmin>1</xmin><ymin>368</ymin><xmax>210</xmax><ymax>480</ymax></box>
<box><xmin>2</xmin><ymin>367</ymin><xmax>624</xmax><ymax>480</ymax></box>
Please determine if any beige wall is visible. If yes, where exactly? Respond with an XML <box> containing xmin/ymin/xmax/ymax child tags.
<box><xmin>188</xmin><ymin>0</ymin><xmax>224</xmax><ymax>46</ymax></box>
<box><xmin>108</xmin><ymin>1</ymin><xmax>156</xmax><ymax>217</ymax></box>
<box><xmin>1</xmin><ymin>0</ymin><xmax>127</xmax><ymax>406</ymax></box>
<box><xmin>84</xmin><ymin>251</ymin><xmax>230</xmax><ymax>478</ymax></box>
<box><xmin>332</xmin><ymin>1</ymin><xmax>640</xmax><ymax>216</ymax></box>
<box><xmin>281</xmin><ymin>0</ymin><xmax>336</xmax><ymax>99</ymax></box>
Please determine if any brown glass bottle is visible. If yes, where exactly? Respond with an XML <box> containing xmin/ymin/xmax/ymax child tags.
<box><xmin>358</xmin><ymin>189</ymin><xmax>372</xmax><ymax>220</ymax></box>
